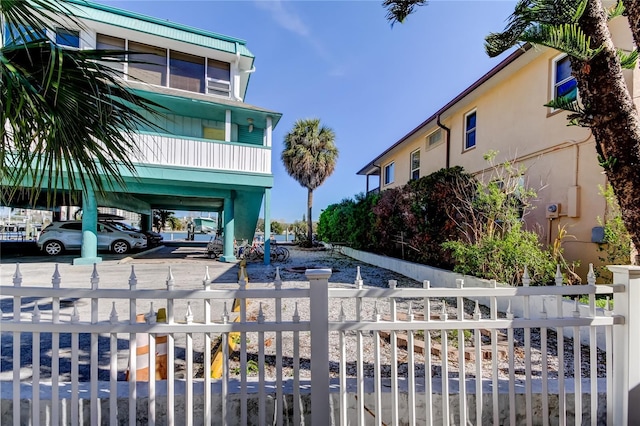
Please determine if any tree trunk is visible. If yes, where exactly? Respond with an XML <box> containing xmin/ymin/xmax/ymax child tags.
<box><xmin>307</xmin><ymin>188</ymin><xmax>313</xmax><ymax>244</ymax></box>
<box><xmin>622</xmin><ymin>1</ymin><xmax>640</xmax><ymax>48</ymax></box>
<box><xmin>574</xmin><ymin>0</ymin><xmax>640</xmax><ymax>263</ymax></box>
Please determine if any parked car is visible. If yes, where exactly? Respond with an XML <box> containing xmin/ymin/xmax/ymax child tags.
<box><xmin>37</xmin><ymin>221</ymin><xmax>147</xmax><ymax>256</ymax></box>
<box><xmin>101</xmin><ymin>221</ymin><xmax>164</xmax><ymax>247</ymax></box>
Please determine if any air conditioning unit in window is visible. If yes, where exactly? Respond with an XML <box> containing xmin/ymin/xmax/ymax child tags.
<box><xmin>546</xmin><ymin>203</ymin><xmax>560</xmax><ymax>219</ymax></box>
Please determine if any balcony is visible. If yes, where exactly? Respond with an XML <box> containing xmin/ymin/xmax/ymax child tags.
<box><xmin>132</xmin><ymin>133</ymin><xmax>271</xmax><ymax>174</ymax></box>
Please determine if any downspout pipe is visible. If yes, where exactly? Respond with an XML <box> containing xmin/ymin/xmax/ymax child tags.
<box><xmin>437</xmin><ymin>114</ymin><xmax>451</xmax><ymax>169</ymax></box>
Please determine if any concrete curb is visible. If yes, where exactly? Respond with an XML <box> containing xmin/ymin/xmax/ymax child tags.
<box><xmin>118</xmin><ymin>245</ymin><xmax>166</xmax><ymax>264</ymax></box>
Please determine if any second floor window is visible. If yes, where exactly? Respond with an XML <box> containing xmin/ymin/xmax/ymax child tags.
<box><xmin>128</xmin><ymin>41</ymin><xmax>167</xmax><ymax>86</ymax></box>
<box><xmin>170</xmin><ymin>51</ymin><xmax>205</xmax><ymax>92</ymax></box>
<box><xmin>410</xmin><ymin>150</ymin><xmax>420</xmax><ymax>181</ymax></box>
<box><xmin>207</xmin><ymin>59</ymin><xmax>231</xmax><ymax>97</ymax></box>
<box><xmin>94</xmin><ymin>33</ymin><xmax>232</xmax><ymax>98</ymax></box>
<box><xmin>554</xmin><ymin>55</ymin><xmax>577</xmax><ymax>103</ymax></box>
<box><xmin>464</xmin><ymin>110</ymin><xmax>476</xmax><ymax>150</ymax></box>
<box><xmin>384</xmin><ymin>162</ymin><xmax>395</xmax><ymax>186</ymax></box>
<box><xmin>55</xmin><ymin>28</ymin><xmax>79</xmax><ymax>48</ymax></box>
<box><xmin>96</xmin><ymin>34</ymin><xmax>125</xmax><ymax>74</ymax></box>
<box><xmin>427</xmin><ymin>128</ymin><xmax>442</xmax><ymax>147</ymax></box>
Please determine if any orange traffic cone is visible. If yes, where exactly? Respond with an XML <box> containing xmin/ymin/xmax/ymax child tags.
<box><xmin>126</xmin><ymin>314</ymin><xmax>150</xmax><ymax>381</ymax></box>
<box><xmin>155</xmin><ymin>308</ymin><xmax>168</xmax><ymax>380</ymax></box>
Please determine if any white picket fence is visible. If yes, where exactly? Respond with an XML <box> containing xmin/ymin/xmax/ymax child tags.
<box><xmin>0</xmin><ymin>263</ymin><xmax>638</xmax><ymax>425</ymax></box>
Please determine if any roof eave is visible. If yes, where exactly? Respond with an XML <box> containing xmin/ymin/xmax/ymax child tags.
<box><xmin>357</xmin><ymin>44</ymin><xmax>533</xmax><ymax>174</ymax></box>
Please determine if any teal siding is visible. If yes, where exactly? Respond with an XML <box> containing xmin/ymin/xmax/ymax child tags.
<box><xmin>138</xmin><ymin>111</ymin><xmax>225</xmax><ymax>139</ymax></box>
<box><xmin>238</xmin><ymin>125</ymin><xmax>264</xmax><ymax>146</ymax></box>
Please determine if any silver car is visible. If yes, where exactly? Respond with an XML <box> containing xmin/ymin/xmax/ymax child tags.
<box><xmin>38</xmin><ymin>221</ymin><xmax>147</xmax><ymax>256</ymax></box>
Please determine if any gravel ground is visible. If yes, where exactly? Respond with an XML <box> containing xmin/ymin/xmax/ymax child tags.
<box><xmin>210</xmin><ymin>246</ymin><xmax>607</xmax><ymax>382</ymax></box>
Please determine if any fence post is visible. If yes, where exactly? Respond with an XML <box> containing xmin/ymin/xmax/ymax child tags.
<box><xmin>307</xmin><ymin>268</ymin><xmax>332</xmax><ymax>425</ymax></box>
<box><xmin>608</xmin><ymin>265</ymin><xmax>640</xmax><ymax>425</ymax></box>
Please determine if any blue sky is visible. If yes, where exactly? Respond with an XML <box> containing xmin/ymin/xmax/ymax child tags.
<box><xmin>97</xmin><ymin>0</ymin><xmax>518</xmax><ymax>223</ymax></box>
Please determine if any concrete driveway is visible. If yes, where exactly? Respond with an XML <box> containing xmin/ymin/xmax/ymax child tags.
<box><xmin>0</xmin><ymin>244</ymin><xmax>252</xmax><ymax>381</ymax></box>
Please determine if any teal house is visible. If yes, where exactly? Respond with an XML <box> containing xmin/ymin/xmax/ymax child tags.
<box><xmin>6</xmin><ymin>1</ymin><xmax>281</xmax><ymax>264</ymax></box>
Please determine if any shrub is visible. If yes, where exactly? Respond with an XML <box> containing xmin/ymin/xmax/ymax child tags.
<box><xmin>442</xmin><ymin>152</ymin><xmax>556</xmax><ymax>285</ymax></box>
<box><xmin>596</xmin><ymin>184</ymin><xmax>631</xmax><ymax>281</ymax></box>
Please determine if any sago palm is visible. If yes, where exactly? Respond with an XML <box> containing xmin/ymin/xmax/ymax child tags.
<box><xmin>1</xmin><ymin>0</ymin><xmax>160</xmax><ymax>205</ymax></box>
<box><xmin>282</xmin><ymin>118</ymin><xmax>338</xmax><ymax>245</ymax></box>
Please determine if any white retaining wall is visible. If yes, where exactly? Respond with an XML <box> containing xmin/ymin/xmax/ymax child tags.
<box><xmin>341</xmin><ymin>247</ymin><xmax>608</xmax><ymax>350</ymax></box>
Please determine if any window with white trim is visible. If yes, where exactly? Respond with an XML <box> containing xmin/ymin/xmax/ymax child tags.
<box><xmin>55</xmin><ymin>28</ymin><xmax>79</xmax><ymax>48</ymax></box>
<box><xmin>553</xmin><ymin>55</ymin><xmax>577</xmax><ymax>103</ymax></box>
<box><xmin>410</xmin><ymin>150</ymin><xmax>420</xmax><ymax>181</ymax></box>
<box><xmin>427</xmin><ymin>128</ymin><xmax>442</xmax><ymax>146</ymax></box>
<box><xmin>383</xmin><ymin>162</ymin><xmax>395</xmax><ymax>186</ymax></box>
<box><xmin>96</xmin><ymin>34</ymin><xmax>125</xmax><ymax>75</ymax></box>
<box><xmin>464</xmin><ymin>110</ymin><xmax>476</xmax><ymax>150</ymax></box>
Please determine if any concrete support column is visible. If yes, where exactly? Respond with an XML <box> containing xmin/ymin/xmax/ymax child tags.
<box><xmin>73</xmin><ymin>189</ymin><xmax>102</xmax><ymax>265</ymax></box>
<box><xmin>220</xmin><ymin>194</ymin><xmax>236</xmax><ymax>263</ymax></box>
<box><xmin>610</xmin><ymin>265</ymin><xmax>640</xmax><ymax>425</ymax></box>
<box><xmin>140</xmin><ymin>212</ymin><xmax>152</xmax><ymax>232</ymax></box>
<box><xmin>263</xmin><ymin>189</ymin><xmax>271</xmax><ymax>265</ymax></box>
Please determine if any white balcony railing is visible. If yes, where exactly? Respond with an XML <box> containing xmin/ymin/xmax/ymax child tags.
<box><xmin>132</xmin><ymin>133</ymin><xmax>271</xmax><ymax>174</ymax></box>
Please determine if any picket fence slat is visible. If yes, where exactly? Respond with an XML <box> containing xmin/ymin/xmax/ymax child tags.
<box><xmin>0</xmin><ymin>262</ymin><xmax>633</xmax><ymax>425</ymax></box>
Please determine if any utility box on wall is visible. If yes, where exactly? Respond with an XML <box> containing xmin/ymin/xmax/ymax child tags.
<box><xmin>592</xmin><ymin>226</ymin><xmax>606</xmax><ymax>243</ymax></box>
<box><xmin>546</xmin><ymin>203</ymin><xmax>560</xmax><ymax>219</ymax></box>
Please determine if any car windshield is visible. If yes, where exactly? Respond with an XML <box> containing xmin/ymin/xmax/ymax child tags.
<box><xmin>107</xmin><ymin>222</ymin><xmax>138</xmax><ymax>232</ymax></box>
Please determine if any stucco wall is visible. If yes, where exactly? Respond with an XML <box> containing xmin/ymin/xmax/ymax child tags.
<box><xmin>370</xmin><ymin>31</ymin><xmax>638</xmax><ymax>276</ymax></box>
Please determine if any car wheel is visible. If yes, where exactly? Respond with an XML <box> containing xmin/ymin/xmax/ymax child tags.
<box><xmin>112</xmin><ymin>240</ymin><xmax>130</xmax><ymax>254</ymax></box>
<box><xmin>43</xmin><ymin>240</ymin><xmax>64</xmax><ymax>256</ymax></box>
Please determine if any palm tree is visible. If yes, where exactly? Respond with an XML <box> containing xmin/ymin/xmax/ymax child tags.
<box><xmin>282</xmin><ymin>118</ymin><xmax>338</xmax><ymax>245</ymax></box>
<box><xmin>1</xmin><ymin>0</ymin><xmax>160</xmax><ymax>205</ymax></box>
<box><xmin>153</xmin><ymin>209</ymin><xmax>175</xmax><ymax>232</ymax></box>
<box><xmin>383</xmin><ymin>0</ymin><xmax>640</xmax><ymax>262</ymax></box>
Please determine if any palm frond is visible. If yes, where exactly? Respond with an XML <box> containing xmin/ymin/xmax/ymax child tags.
<box><xmin>607</xmin><ymin>1</ymin><xmax>625</xmax><ymax>20</ymax></box>
<box><xmin>519</xmin><ymin>23</ymin><xmax>601</xmax><ymax>61</ymax></box>
<box><xmin>382</xmin><ymin>0</ymin><xmax>427</xmax><ymax>25</ymax></box>
<box><xmin>281</xmin><ymin>118</ymin><xmax>338</xmax><ymax>192</ymax></box>
<box><xmin>485</xmin><ymin>0</ymin><xmax>589</xmax><ymax>57</ymax></box>
<box><xmin>617</xmin><ymin>48</ymin><xmax>638</xmax><ymax>69</ymax></box>
<box><xmin>1</xmin><ymin>0</ymin><xmax>77</xmax><ymax>45</ymax></box>
<box><xmin>544</xmin><ymin>92</ymin><xmax>584</xmax><ymax>115</ymax></box>
<box><xmin>1</xmin><ymin>39</ymin><xmax>164</xmax><ymax>204</ymax></box>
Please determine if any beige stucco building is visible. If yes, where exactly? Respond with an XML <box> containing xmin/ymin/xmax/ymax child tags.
<box><xmin>358</xmin><ymin>16</ymin><xmax>637</xmax><ymax>277</ymax></box>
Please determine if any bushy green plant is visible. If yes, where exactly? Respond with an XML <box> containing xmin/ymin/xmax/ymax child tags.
<box><xmin>442</xmin><ymin>152</ymin><xmax>556</xmax><ymax>285</ymax></box>
<box><xmin>596</xmin><ymin>184</ymin><xmax>631</xmax><ymax>281</ymax></box>
<box><xmin>443</xmin><ymin>221</ymin><xmax>555</xmax><ymax>285</ymax></box>
<box><xmin>317</xmin><ymin>192</ymin><xmax>379</xmax><ymax>250</ymax></box>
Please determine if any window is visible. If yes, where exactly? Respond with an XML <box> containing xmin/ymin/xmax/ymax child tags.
<box><xmin>464</xmin><ymin>110</ymin><xmax>476</xmax><ymax>150</ymax></box>
<box><xmin>410</xmin><ymin>150</ymin><xmax>420</xmax><ymax>181</ymax></box>
<box><xmin>55</xmin><ymin>28</ymin><xmax>80</xmax><ymax>48</ymax></box>
<box><xmin>128</xmin><ymin>41</ymin><xmax>167</xmax><ymax>86</ymax></box>
<box><xmin>383</xmin><ymin>162</ymin><xmax>395</xmax><ymax>186</ymax></box>
<box><xmin>203</xmin><ymin>127</ymin><xmax>225</xmax><ymax>140</ymax></box>
<box><xmin>553</xmin><ymin>55</ymin><xmax>577</xmax><ymax>103</ymax></box>
<box><xmin>207</xmin><ymin>59</ymin><xmax>231</xmax><ymax>97</ymax></box>
<box><xmin>427</xmin><ymin>129</ymin><xmax>442</xmax><ymax>146</ymax></box>
<box><xmin>170</xmin><ymin>51</ymin><xmax>205</xmax><ymax>93</ymax></box>
<box><xmin>3</xmin><ymin>23</ymin><xmax>43</xmax><ymax>46</ymax></box>
<box><xmin>60</xmin><ymin>222</ymin><xmax>82</xmax><ymax>231</ymax></box>
<box><xmin>96</xmin><ymin>34</ymin><xmax>125</xmax><ymax>74</ymax></box>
